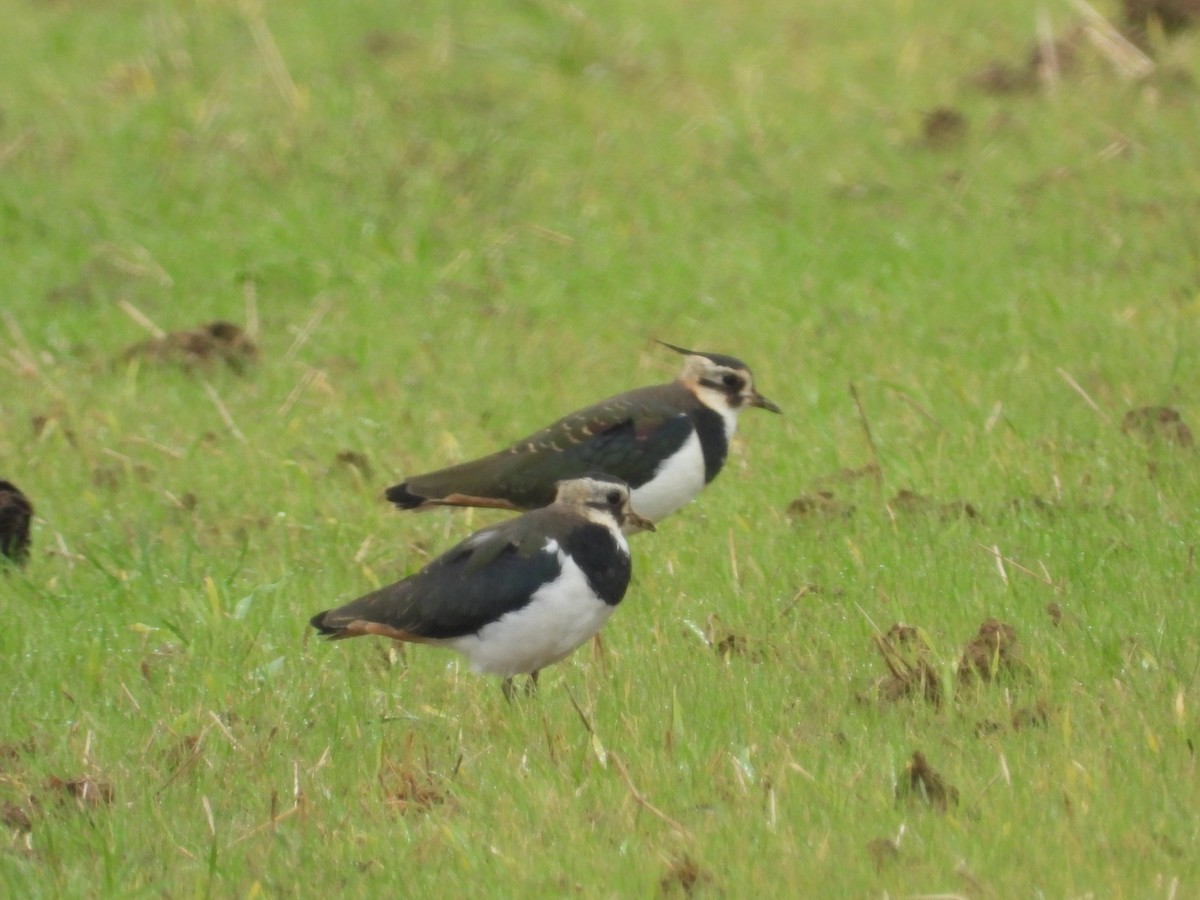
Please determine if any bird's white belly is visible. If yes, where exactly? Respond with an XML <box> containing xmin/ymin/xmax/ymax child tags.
<box><xmin>630</xmin><ymin>430</ymin><xmax>708</xmax><ymax>522</ymax></box>
<box><xmin>448</xmin><ymin>550</ymin><xmax>616</xmax><ymax>677</ymax></box>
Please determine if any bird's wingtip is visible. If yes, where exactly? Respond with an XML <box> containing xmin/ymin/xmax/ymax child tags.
<box><xmin>309</xmin><ymin>610</ymin><xmax>344</xmax><ymax>638</ymax></box>
<box><xmin>384</xmin><ymin>482</ymin><xmax>426</xmax><ymax>509</ymax></box>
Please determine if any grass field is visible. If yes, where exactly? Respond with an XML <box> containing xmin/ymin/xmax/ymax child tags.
<box><xmin>2</xmin><ymin>0</ymin><xmax>1199</xmax><ymax>895</ymax></box>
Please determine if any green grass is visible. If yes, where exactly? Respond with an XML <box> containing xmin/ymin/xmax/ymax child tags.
<box><xmin>3</xmin><ymin>0</ymin><xmax>1199</xmax><ymax>894</ymax></box>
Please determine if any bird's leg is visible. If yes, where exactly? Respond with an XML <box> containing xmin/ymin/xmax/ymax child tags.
<box><xmin>501</xmin><ymin>673</ymin><xmax>538</xmax><ymax>702</ymax></box>
<box><xmin>590</xmin><ymin>633</ymin><xmax>607</xmax><ymax>672</ymax></box>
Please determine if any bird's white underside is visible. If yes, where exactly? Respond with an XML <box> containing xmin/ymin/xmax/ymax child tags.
<box><xmin>628</xmin><ymin>405</ymin><xmax>739</xmax><ymax>523</ymax></box>
<box><xmin>444</xmin><ymin>538</ymin><xmax>627</xmax><ymax>677</ymax></box>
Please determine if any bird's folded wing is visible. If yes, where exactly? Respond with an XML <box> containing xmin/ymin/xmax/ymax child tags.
<box><xmin>327</xmin><ymin>517</ymin><xmax>565</xmax><ymax>640</ymax></box>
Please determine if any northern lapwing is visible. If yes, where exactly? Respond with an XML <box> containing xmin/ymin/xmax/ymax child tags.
<box><xmin>0</xmin><ymin>481</ymin><xmax>32</xmax><ymax>568</ymax></box>
<box><xmin>311</xmin><ymin>473</ymin><xmax>654</xmax><ymax>698</ymax></box>
<box><xmin>385</xmin><ymin>342</ymin><xmax>780</xmax><ymax>524</ymax></box>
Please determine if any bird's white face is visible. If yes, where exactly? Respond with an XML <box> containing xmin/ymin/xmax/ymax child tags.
<box><xmin>555</xmin><ymin>476</ymin><xmax>655</xmax><ymax>533</ymax></box>
<box><xmin>682</xmin><ymin>355</ymin><xmax>782</xmax><ymax>418</ymax></box>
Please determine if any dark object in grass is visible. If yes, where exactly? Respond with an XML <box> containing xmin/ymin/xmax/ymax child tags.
<box><xmin>379</xmin><ymin>756</ymin><xmax>446</xmax><ymax>815</ymax></box>
<box><xmin>921</xmin><ymin>107</ymin><xmax>967</xmax><ymax>149</ymax></box>
<box><xmin>957</xmin><ymin>618</ymin><xmax>1023</xmax><ymax>683</ymax></box>
<box><xmin>868</xmin><ymin>623</ymin><xmax>941</xmax><ymax>706</ymax></box>
<box><xmin>971</xmin><ymin>59</ymin><xmax>1038</xmax><ymax>94</ymax></box>
<box><xmin>971</xmin><ymin>27</ymin><xmax>1083</xmax><ymax>94</ymax></box>
<box><xmin>1007</xmin><ymin>494</ymin><xmax>1057</xmax><ymax>517</ymax></box>
<box><xmin>46</xmin><ymin>775</ymin><xmax>114</xmax><ymax>811</ymax></box>
<box><xmin>786</xmin><ymin>490</ymin><xmax>855</xmax><ymax>520</ymax></box>
<box><xmin>659</xmin><ymin>853</ymin><xmax>712</xmax><ymax>896</ymax></box>
<box><xmin>1120</xmin><ymin>406</ymin><xmax>1194</xmax><ymax>448</ymax></box>
<box><xmin>1</xmin><ymin>802</ymin><xmax>32</xmax><ymax>832</ymax></box>
<box><xmin>703</xmin><ymin>613</ymin><xmax>759</xmax><ymax>660</ymax></box>
<box><xmin>1012</xmin><ymin>700</ymin><xmax>1050</xmax><ymax>730</ymax></box>
<box><xmin>333</xmin><ymin>449</ymin><xmax>374</xmax><ymax>480</ymax></box>
<box><xmin>0</xmin><ymin>480</ymin><xmax>33</xmax><ymax>567</ymax></box>
<box><xmin>122</xmin><ymin>321</ymin><xmax>257</xmax><ymax>373</ymax></box>
<box><xmin>976</xmin><ymin>700</ymin><xmax>1051</xmax><ymax>737</ymax></box>
<box><xmin>895</xmin><ymin>751</ymin><xmax>958</xmax><ymax>812</ymax></box>
<box><xmin>866</xmin><ymin>837</ymin><xmax>900</xmax><ymax>871</ymax></box>
<box><xmin>889</xmin><ymin>489</ymin><xmax>979</xmax><ymax>521</ymax></box>
<box><xmin>974</xmin><ymin>719</ymin><xmax>1004</xmax><ymax>738</ymax></box>
<box><xmin>1122</xmin><ymin>0</ymin><xmax>1200</xmax><ymax>45</ymax></box>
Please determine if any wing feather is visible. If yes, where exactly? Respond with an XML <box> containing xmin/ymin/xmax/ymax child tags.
<box><xmin>311</xmin><ymin>511</ymin><xmax>568</xmax><ymax>640</ymax></box>
<box><xmin>395</xmin><ymin>382</ymin><xmax>698</xmax><ymax>509</ymax></box>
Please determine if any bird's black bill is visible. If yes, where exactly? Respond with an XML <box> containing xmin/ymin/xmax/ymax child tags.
<box><xmin>625</xmin><ymin>510</ymin><xmax>656</xmax><ymax>532</ymax></box>
<box><xmin>751</xmin><ymin>392</ymin><xmax>782</xmax><ymax>414</ymax></box>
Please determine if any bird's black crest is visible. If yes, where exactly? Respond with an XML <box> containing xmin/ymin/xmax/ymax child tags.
<box><xmin>656</xmin><ymin>340</ymin><xmax>748</xmax><ymax>371</ymax></box>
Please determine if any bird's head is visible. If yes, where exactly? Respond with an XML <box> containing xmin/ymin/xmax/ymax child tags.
<box><xmin>555</xmin><ymin>473</ymin><xmax>656</xmax><ymax>533</ymax></box>
<box><xmin>659</xmin><ymin>341</ymin><xmax>781</xmax><ymax>416</ymax></box>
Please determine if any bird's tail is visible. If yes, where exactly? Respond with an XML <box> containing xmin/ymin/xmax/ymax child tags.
<box><xmin>384</xmin><ymin>481</ymin><xmax>426</xmax><ymax>509</ymax></box>
<box><xmin>384</xmin><ymin>480</ymin><xmax>524</xmax><ymax>513</ymax></box>
<box><xmin>310</xmin><ymin>602</ymin><xmax>422</xmax><ymax>642</ymax></box>
<box><xmin>309</xmin><ymin>610</ymin><xmax>352</xmax><ymax>639</ymax></box>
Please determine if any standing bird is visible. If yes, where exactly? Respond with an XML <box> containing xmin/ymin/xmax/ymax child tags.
<box><xmin>385</xmin><ymin>342</ymin><xmax>780</xmax><ymax>524</ymax></box>
<box><xmin>0</xmin><ymin>481</ymin><xmax>33</xmax><ymax>568</ymax></box>
<box><xmin>311</xmin><ymin>473</ymin><xmax>654</xmax><ymax>698</ymax></box>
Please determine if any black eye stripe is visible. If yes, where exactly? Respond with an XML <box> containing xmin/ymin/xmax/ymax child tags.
<box><xmin>701</xmin><ymin>373</ymin><xmax>746</xmax><ymax>391</ymax></box>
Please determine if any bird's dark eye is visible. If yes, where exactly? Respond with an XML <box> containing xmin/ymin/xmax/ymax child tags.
<box><xmin>722</xmin><ymin>373</ymin><xmax>744</xmax><ymax>390</ymax></box>
<box><xmin>606</xmin><ymin>490</ymin><xmax>622</xmax><ymax>506</ymax></box>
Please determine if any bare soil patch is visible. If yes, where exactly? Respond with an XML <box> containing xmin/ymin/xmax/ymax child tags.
<box><xmin>1121</xmin><ymin>406</ymin><xmax>1194</xmax><ymax>447</ymax></box>
<box><xmin>122</xmin><ymin>321</ymin><xmax>258</xmax><ymax>373</ymax></box>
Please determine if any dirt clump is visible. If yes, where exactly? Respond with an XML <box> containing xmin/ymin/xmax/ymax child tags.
<box><xmin>46</xmin><ymin>776</ymin><xmax>114</xmax><ymax>811</ymax></box>
<box><xmin>895</xmin><ymin>751</ymin><xmax>958</xmax><ymax>812</ymax></box>
<box><xmin>867</xmin><ymin>623</ymin><xmax>941</xmax><ymax>706</ymax></box>
<box><xmin>976</xmin><ymin>700</ymin><xmax>1051</xmax><ymax>736</ymax></box>
<box><xmin>974</xmin><ymin>718</ymin><xmax>1004</xmax><ymax>738</ymax></box>
<box><xmin>1006</xmin><ymin>494</ymin><xmax>1057</xmax><ymax>517</ymax></box>
<box><xmin>971</xmin><ymin>27</ymin><xmax>1083</xmax><ymax>94</ymax></box>
<box><xmin>958</xmin><ymin>618</ymin><xmax>1024</xmax><ymax>683</ymax></box>
<box><xmin>921</xmin><ymin>107</ymin><xmax>968</xmax><ymax>149</ymax></box>
<box><xmin>122</xmin><ymin>321</ymin><xmax>258</xmax><ymax>373</ymax></box>
<box><xmin>659</xmin><ymin>853</ymin><xmax>712</xmax><ymax>896</ymax></box>
<box><xmin>378</xmin><ymin>742</ymin><xmax>447</xmax><ymax>815</ymax></box>
<box><xmin>703</xmin><ymin>614</ymin><xmax>760</xmax><ymax>660</ymax></box>
<box><xmin>866</xmin><ymin>837</ymin><xmax>900</xmax><ymax>870</ymax></box>
<box><xmin>1012</xmin><ymin>700</ymin><xmax>1051</xmax><ymax>730</ymax></box>
<box><xmin>362</xmin><ymin>30</ymin><xmax>414</xmax><ymax>57</ymax></box>
<box><xmin>383</xmin><ymin>768</ymin><xmax>444</xmax><ymax>814</ymax></box>
<box><xmin>1</xmin><ymin>802</ymin><xmax>32</xmax><ymax>832</ymax></box>
<box><xmin>1120</xmin><ymin>406</ymin><xmax>1194</xmax><ymax>447</ymax></box>
<box><xmin>971</xmin><ymin>59</ymin><xmax>1038</xmax><ymax>94</ymax></box>
<box><xmin>889</xmin><ymin>489</ymin><xmax>979</xmax><ymax>521</ymax></box>
<box><xmin>332</xmin><ymin>450</ymin><xmax>373</xmax><ymax>480</ymax></box>
<box><xmin>786</xmin><ymin>490</ymin><xmax>854</xmax><ymax>520</ymax></box>
<box><xmin>1122</xmin><ymin>0</ymin><xmax>1200</xmax><ymax>44</ymax></box>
